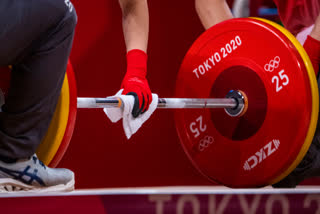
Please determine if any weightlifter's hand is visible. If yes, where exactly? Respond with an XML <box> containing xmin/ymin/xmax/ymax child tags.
<box><xmin>121</xmin><ymin>49</ymin><xmax>152</xmax><ymax>118</ymax></box>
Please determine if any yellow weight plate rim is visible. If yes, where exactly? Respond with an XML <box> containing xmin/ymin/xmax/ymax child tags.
<box><xmin>36</xmin><ymin>74</ymin><xmax>70</xmax><ymax>165</ymax></box>
<box><xmin>253</xmin><ymin>18</ymin><xmax>319</xmax><ymax>185</ymax></box>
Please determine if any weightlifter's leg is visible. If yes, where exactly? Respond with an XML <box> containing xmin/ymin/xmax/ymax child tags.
<box><xmin>0</xmin><ymin>0</ymin><xmax>77</xmax><ymax>191</ymax></box>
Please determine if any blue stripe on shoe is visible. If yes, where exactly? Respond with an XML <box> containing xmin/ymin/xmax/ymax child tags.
<box><xmin>0</xmin><ymin>165</ymin><xmax>45</xmax><ymax>186</ymax></box>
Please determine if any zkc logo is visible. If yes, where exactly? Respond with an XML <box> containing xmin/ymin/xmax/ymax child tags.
<box><xmin>243</xmin><ymin>139</ymin><xmax>280</xmax><ymax>171</ymax></box>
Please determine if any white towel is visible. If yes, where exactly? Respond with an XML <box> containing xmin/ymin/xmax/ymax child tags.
<box><xmin>104</xmin><ymin>89</ymin><xmax>158</xmax><ymax>139</ymax></box>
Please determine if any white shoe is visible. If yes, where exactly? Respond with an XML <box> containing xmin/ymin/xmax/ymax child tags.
<box><xmin>0</xmin><ymin>154</ymin><xmax>74</xmax><ymax>192</ymax></box>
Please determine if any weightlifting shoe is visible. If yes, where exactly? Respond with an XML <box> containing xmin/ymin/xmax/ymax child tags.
<box><xmin>0</xmin><ymin>154</ymin><xmax>74</xmax><ymax>192</ymax></box>
<box><xmin>272</xmin><ymin>139</ymin><xmax>320</xmax><ymax>188</ymax></box>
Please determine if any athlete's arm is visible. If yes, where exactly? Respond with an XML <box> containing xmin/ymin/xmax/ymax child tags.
<box><xmin>195</xmin><ymin>0</ymin><xmax>233</xmax><ymax>30</ymax></box>
<box><xmin>118</xmin><ymin>0</ymin><xmax>152</xmax><ymax>117</ymax></box>
<box><xmin>118</xmin><ymin>0</ymin><xmax>149</xmax><ymax>52</ymax></box>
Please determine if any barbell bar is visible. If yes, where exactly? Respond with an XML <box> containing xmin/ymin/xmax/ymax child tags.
<box><xmin>77</xmin><ymin>97</ymin><xmax>238</xmax><ymax>109</ymax></box>
<box><xmin>77</xmin><ymin>90</ymin><xmax>247</xmax><ymax>117</ymax></box>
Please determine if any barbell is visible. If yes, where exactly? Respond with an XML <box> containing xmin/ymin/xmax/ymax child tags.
<box><xmin>0</xmin><ymin>18</ymin><xmax>318</xmax><ymax>188</ymax></box>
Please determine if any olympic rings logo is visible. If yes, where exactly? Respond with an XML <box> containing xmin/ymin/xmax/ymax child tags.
<box><xmin>264</xmin><ymin>56</ymin><xmax>280</xmax><ymax>72</ymax></box>
<box><xmin>198</xmin><ymin>136</ymin><xmax>214</xmax><ymax>152</ymax></box>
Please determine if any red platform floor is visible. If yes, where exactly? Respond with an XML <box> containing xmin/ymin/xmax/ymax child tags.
<box><xmin>0</xmin><ymin>186</ymin><xmax>319</xmax><ymax>214</ymax></box>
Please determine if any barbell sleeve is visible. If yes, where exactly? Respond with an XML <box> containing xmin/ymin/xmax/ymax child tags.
<box><xmin>77</xmin><ymin>97</ymin><xmax>239</xmax><ymax>109</ymax></box>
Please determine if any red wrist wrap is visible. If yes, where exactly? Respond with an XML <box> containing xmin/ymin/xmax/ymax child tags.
<box><xmin>121</xmin><ymin>49</ymin><xmax>152</xmax><ymax>116</ymax></box>
<box><xmin>126</xmin><ymin>49</ymin><xmax>148</xmax><ymax>78</ymax></box>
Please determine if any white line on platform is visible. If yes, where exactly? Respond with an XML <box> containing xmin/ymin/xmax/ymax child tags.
<box><xmin>0</xmin><ymin>186</ymin><xmax>320</xmax><ymax>198</ymax></box>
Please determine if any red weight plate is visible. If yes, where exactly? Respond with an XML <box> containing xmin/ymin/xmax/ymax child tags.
<box><xmin>49</xmin><ymin>61</ymin><xmax>77</xmax><ymax>167</ymax></box>
<box><xmin>175</xmin><ymin>18</ymin><xmax>315</xmax><ymax>187</ymax></box>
